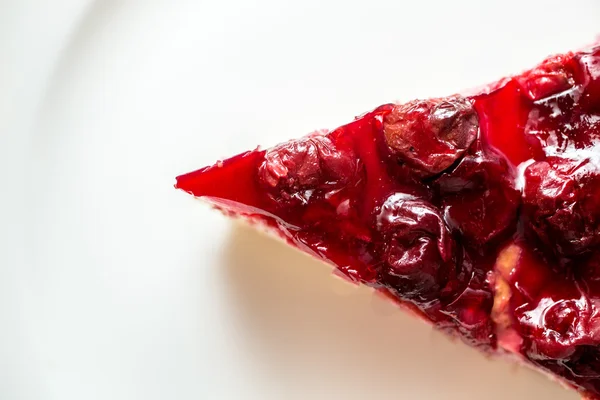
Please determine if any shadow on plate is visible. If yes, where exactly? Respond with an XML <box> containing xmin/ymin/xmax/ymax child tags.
<box><xmin>221</xmin><ymin>222</ymin><xmax>575</xmax><ymax>400</ymax></box>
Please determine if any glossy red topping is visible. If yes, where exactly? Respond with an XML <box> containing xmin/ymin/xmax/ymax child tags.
<box><xmin>176</xmin><ymin>45</ymin><xmax>600</xmax><ymax>398</ymax></box>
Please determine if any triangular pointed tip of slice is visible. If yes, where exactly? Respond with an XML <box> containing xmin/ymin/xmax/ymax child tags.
<box><xmin>175</xmin><ymin>150</ymin><xmax>267</xmax><ymax>209</ymax></box>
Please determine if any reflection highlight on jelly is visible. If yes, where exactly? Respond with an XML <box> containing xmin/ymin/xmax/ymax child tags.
<box><xmin>222</xmin><ymin>222</ymin><xmax>575</xmax><ymax>400</ymax></box>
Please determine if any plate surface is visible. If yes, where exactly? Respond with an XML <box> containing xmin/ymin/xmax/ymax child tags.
<box><xmin>5</xmin><ymin>1</ymin><xmax>600</xmax><ymax>399</ymax></box>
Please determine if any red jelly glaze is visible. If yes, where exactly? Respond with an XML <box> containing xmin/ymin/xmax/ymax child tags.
<box><xmin>176</xmin><ymin>45</ymin><xmax>600</xmax><ymax>398</ymax></box>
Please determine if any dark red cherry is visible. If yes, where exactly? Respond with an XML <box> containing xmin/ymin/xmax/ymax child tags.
<box><xmin>258</xmin><ymin>135</ymin><xmax>360</xmax><ymax>205</ymax></box>
<box><xmin>523</xmin><ymin>157</ymin><xmax>600</xmax><ymax>257</ymax></box>
<box><xmin>382</xmin><ymin>96</ymin><xmax>478</xmax><ymax>177</ymax></box>
<box><xmin>516</xmin><ymin>53</ymin><xmax>578</xmax><ymax>101</ymax></box>
<box><xmin>376</xmin><ymin>194</ymin><xmax>454</xmax><ymax>304</ymax></box>
<box><xmin>518</xmin><ymin>295</ymin><xmax>592</xmax><ymax>360</ymax></box>
<box><xmin>435</xmin><ymin>151</ymin><xmax>520</xmax><ymax>245</ymax></box>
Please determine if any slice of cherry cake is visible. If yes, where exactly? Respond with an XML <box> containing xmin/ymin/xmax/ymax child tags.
<box><xmin>176</xmin><ymin>44</ymin><xmax>600</xmax><ymax>398</ymax></box>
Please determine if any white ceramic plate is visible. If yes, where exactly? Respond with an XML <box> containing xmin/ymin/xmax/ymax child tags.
<box><xmin>4</xmin><ymin>1</ymin><xmax>600</xmax><ymax>399</ymax></box>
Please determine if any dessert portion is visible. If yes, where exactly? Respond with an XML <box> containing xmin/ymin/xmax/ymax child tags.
<box><xmin>176</xmin><ymin>44</ymin><xmax>600</xmax><ymax>398</ymax></box>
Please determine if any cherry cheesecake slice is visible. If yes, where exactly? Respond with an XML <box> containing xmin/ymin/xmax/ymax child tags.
<box><xmin>176</xmin><ymin>44</ymin><xmax>600</xmax><ymax>399</ymax></box>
